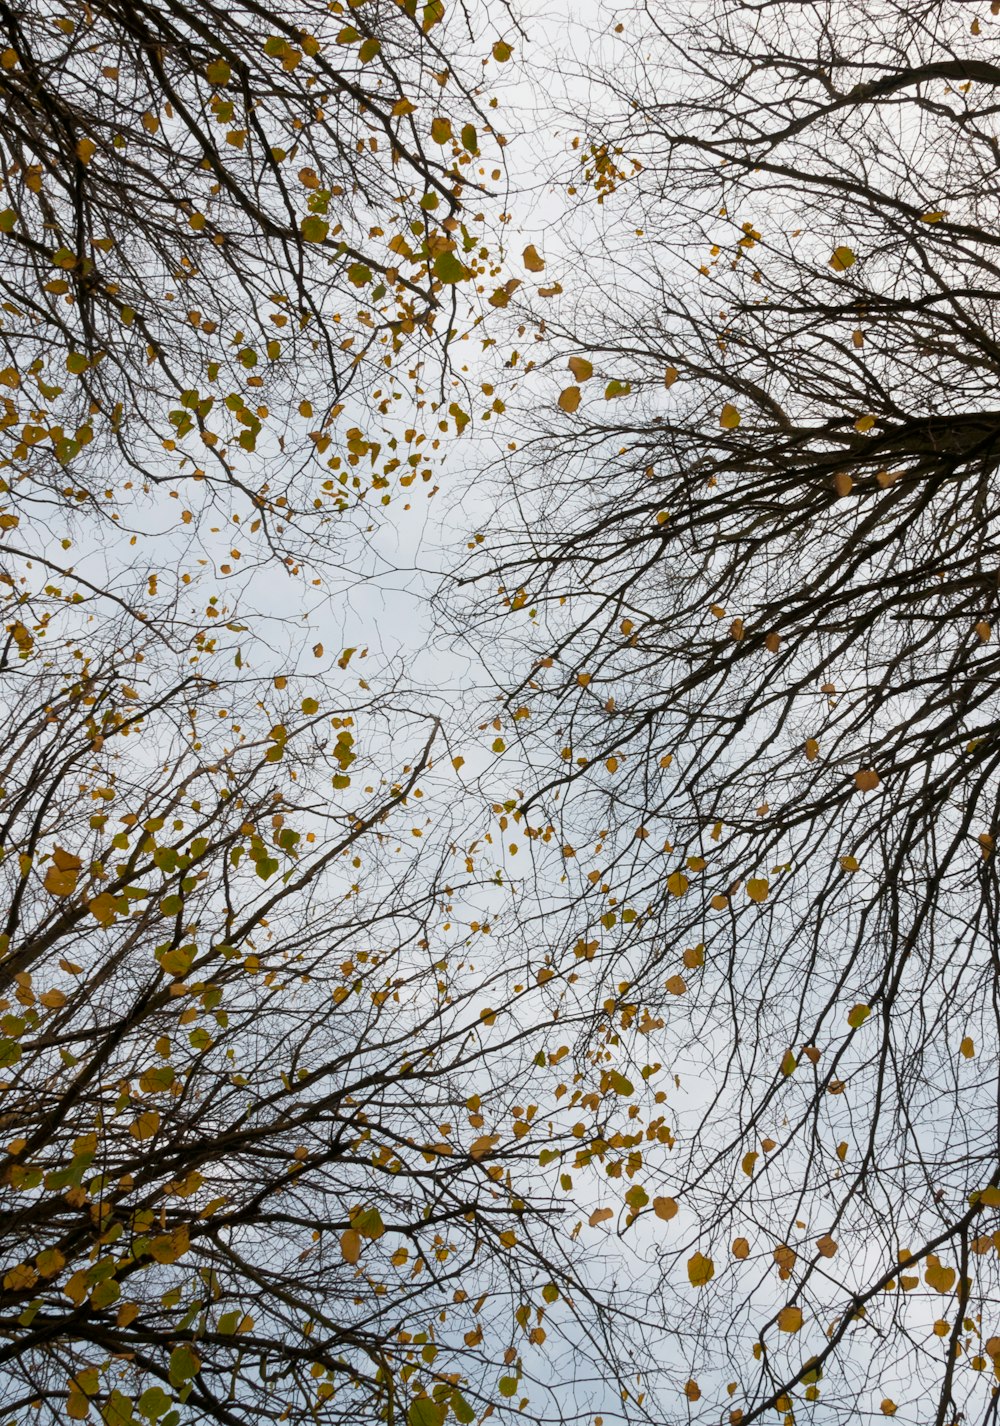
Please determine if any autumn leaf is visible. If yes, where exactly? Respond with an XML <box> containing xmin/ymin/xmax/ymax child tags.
<box><xmin>746</xmin><ymin>878</ymin><xmax>769</xmax><ymax>903</ymax></box>
<box><xmin>687</xmin><ymin>1251</ymin><xmax>714</xmax><ymax>1287</ymax></box>
<box><xmin>522</xmin><ymin>244</ymin><xmax>545</xmax><ymax>272</ymax></box>
<box><xmin>653</xmin><ymin>1196</ymin><xmax>678</xmax><ymax>1221</ymax></box>
<box><xmin>568</xmin><ymin>356</ymin><xmax>593</xmax><ymax>381</ymax></box>
<box><xmin>340</xmin><ymin>1228</ymin><xmax>362</xmax><ymax>1264</ymax></box>
<box><xmin>666</xmin><ymin>870</ymin><xmax>688</xmax><ymax>897</ymax></box>
<box><xmin>558</xmin><ymin>386</ymin><xmax>581</xmax><ymax>413</ymax></box>
<box><xmin>719</xmin><ymin>403</ymin><xmax>741</xmax><ymax>429</ymax></box>
<box><xmin>830</xmin><ymin>245</ymin><xmax>856</xmax><ymax>271</ymax></box>
<box><xmin>777</xmin><ymin>1305</ymin><xmax>803</xmax><ymax>1332</ymax></box>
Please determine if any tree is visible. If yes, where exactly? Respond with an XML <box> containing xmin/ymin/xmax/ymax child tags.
<box><xmin>0</xmin><ymin>581</ymin><xmax>636</xmax><ymax>1426</ymax></box>
<box><xmin>453</xmin><ymin>3</ymin><xmax>1000</xmax><ymax>1423</ymax></box>
<box><xmin>0</xmin><ymin>6</ymin><xmax>651</xmax><ymax>1425</ymax></box>
<box><xmin>0</xmin><ymin>0</ymin><xmax>508</xmax><ymax>567</ymax></box>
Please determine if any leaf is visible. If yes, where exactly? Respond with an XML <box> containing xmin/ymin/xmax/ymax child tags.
<box><xmin>430</xmin><ymin>116</ymin><xmax>452</xmax><ymax>144</ymax></box>
<box><xmin>830</xmin><ymin>246</ymin><xmax>856</xmax><ymax>271</ymax></box>
<box><xmin>352</xmin><ymin>1206</ymin><xmax>385</xmax><ymax>1239</ymax></box>
<box><xmin>300</xmin><ymin>216</ymin><xmax>329</xmax><ymax>243</ymax></box>
<box><xmin>522</xmin><ymin>244</ymin><xmax>545</xmax><ymax>272</ymax></box>
<box><xmin>653</xmin><ymin>1196</ymin><xmax>678</xmax><ymax>1221</ymax></box>
<box><xmin>130</xmin><ymin>1111</ymin><xmax>160</xmax><ymax>1142</ymax></box>
<box><xmin>687</xmin><ymin>1251</ymin><xmax>714</xmax><ymax>1287</ymax></box>
<box><xmin>558</xmin><ymin>386</ymin><xmax>581</xmax><ymax>413</ymax></box>
<box><xmin>498</xmin><ymin>1377</ymin><xmax>518</xmax><ymax>1398</ymax></box>
<box><xmin>746</xmin><ymin>878</ymin><xmax>769</xmax><ymax>903</ymax></box>
<box><xmin>664</xmin><ymin>366</ymin><xmax>678</xmax><ymax>387</ymax></box>
<box><xmin>149</xmin><ymin>1225</ymin><xmax>189</xmax><ymax>1264</ymax></box>
<box><xmin>168</xmin><ymin>1344</ymin><xmax>200</xmax><ymax>1386</ymax></box>
<box><xmin>408</xmin><ymin>1400</ymin><xmax>446</xmax><ymax>1426</ymax></box>
<box><xmin>732</xmin><ymin>1237</ymin><xmax>750</xmax><ymax>1259</ymax></box>
<box><xmin>666</xmin><ymin>870</ymin><xmax>689</xmax><ymax>898</ymax></box>
<box><xmin>816</xmin><ymin>1234</ymin><xmax>837</xmax><ymax>1258</ymax></box>
<box><xmin>960</xmin><ymin>1036</ymin><xmax>975</xmax><ymax>1059</ymax></box>
<box><xmin>589</xmin><ymin>1207</ymin><xmax>613</xmax><ymax>1226</ymax></box>
<box><xmin>924</xmin><ymin>1257</ymin><xmax>956</xmax><ymax>1293</ymax></box>
<box><xmin>205</xmin><ymin>58</ymin><xmax>231</xmax><ymax>86</ymax></box>
<box><xmin>340</xmin><ymin>1228</ymin><xmax>362</xmax><ymax>1264</ymax></box>
<box><xmin>568</xmin><ymin>357</ymin><xmax>593</xmax><ymax>381</ymax></box>
<box><xmin>469</xmin><ymin>1134</ymin><xmax>499</xmax><ymax>1159</ymax></box>
<box><xmin>36</xmin><ymin>1247</ymin><xmax>65</xmax><ymax>1278</ymax></box>
<box><xmin>805</xmin><ymin>738</ymin><xmax>819</xmax><ymax>761</ymax></box>
<box><xmin>492</xmin><ymin>40</ymin><xmax>513</xmax><ymax>61</ymax></box>
<box><xmin>604</xmin><ymin>379</ymin><xmax>631</xmax><ymax>399</ymax></box>
<box><xmin>777</xmin><ymin>1305</ymin><xmax>803</xmax><ymax>1333</ymax></box>
<box><xmin>854</xmin><ymin>768</ymin><xmax>881</xmax><ymax>792</ymax></box>
<box><xmin>137</xmin><ymin>1387</ymin><xmax>172</xmax><ymax>1422</ymax></box>
<box><xmin>88</xmin><ymin>892</ymin><xmax>118</xmax><ymax>926</ymax></box>
<box><xmin>433</xmin><ymin>250</ymin><xmax>466</xmax><ymax>284</ymax></box>
<box><xmin>719</xmin><ymin>403</ymin><xmax>741</xmax><ymax>429</ymax></box>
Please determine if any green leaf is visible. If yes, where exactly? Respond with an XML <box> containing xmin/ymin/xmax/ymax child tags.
<box><xmin>408</xmin><ymin>1400</ymin><xmax>445</xmax><ymax>1426</ymax></box>
<box><xmin>433</xmin><ymin>250</ymin><xmax>466</xmax><ymax>284</ymax></box>
<box><xmin>451</xmin><ymin>1393</ymin><xmax>476</xmax><ymax>1425</ymax></box>
<box><xmin>138</xmin><ymin>1388</ymin><xmax>172</xmax><ymax>1423</ymax></box>
<box><xmin>300</xmin><ymin>216</ymin><xmax>329</xmax><ymax>243</ymax></box>
<box><xmin>498</xmin><ymin>1377</ymin><xmax>518</xmax><ymax>1398</ymax></box>
<box><xmin>168</xmin><ymin>1345</ymin><xmax>200</xmax><ymax>1386</ymax></box>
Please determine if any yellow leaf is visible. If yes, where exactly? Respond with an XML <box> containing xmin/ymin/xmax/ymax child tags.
<box><xmin>719</xmin><ymin>403</ymin><xmax>741</xmax><ymax>429</ymax></box>
<box><xmin>664</xmin><ymin>974</ymin><xmax>687</xmax><ymax>996</ymax></box>
<box><xmin>960</xmin><ymin>1036</ymin><xmax>975</xmax><ymax>1059</ymax></box>
<box><xmin>924</xmin><ymin>1257</ymin><xmax>956</xmax><ymax>1293</ymax></box>
<box><xmin>589</xmin><ymin>1207</ymin><xmax>613</xmax><ymax>1226</ymax></box>
<box><xmin>666</xmin><ymin>870</ymin><xmax>688</xmax><ymax>898</ymax></box>
<box><xmin>805</xmin><ymin>738</ymin><xmax>819</xmax><ymax>761</ymax></box>
<box><xmin>847</xmin><ymin>1003</ymin><xmax>870</xmax><ymax>1029</ymax></box>
<box><xmin>492</xmin><ymin>39</ymin><xmax>513</xmax><ymax>61</ymax></box>
<box><xmin>653</xmin><ymin>1196</ymin><xmax>678</xmax><ymax>1221</ymax></box>
<box><xmin>340</xmin><ymin>1228</ymin><xmax>362</xmax><ymax>1264</ymax></box>
<box><xmin>130</xmin><ymin>1111</ymin><xmax>160</xmax><ymax>1141</ymax></box>
<box><xmin>568</xmin><ymin>357</ymin><xmax>593</xmax><ymax>381</ymax></box>
<box><xmin>816</xmin><ymin>1234</ymin><xmax>837</xmax><ymax>1258</ymax></box>
<box><xmin>149</xmin><ymin>1225</ymin><xmax>189</xmax><ymax>1264</ymax></box>
<box><xmin>839</xmin><ymin>855</ymin><xmax>860</xmax><ymax>872</ymax></box>
<box><xmin>881</xmin><ymin>1401</ymin><xmax>897</xmax><ymax>1416</ymax></box>
<box><xmin>558</xmin><ymin>386</ymin><xmax>581</xmax><ymax>413</ymax></box>
<box><xmin>430</xmin><ymin>116</ymin><xmax>452</xmax><ymax>144</ymax></box>
<box><xmin>3</xmin><ymin>1262</ymin><xmax>37</xmax><ymax>1290</ymax></box>
<box><xmin>833</xmin><ymin>472</ymin><xmax>853</xmax><ymax>497</ymax></box>
<box><xmin>36</xmin><ymin>1247</ymin><xmax>65</xmax><ymax>1278</ymax></box>
<box><xmin>664</xmin><ymin>366</ymin><xmax>678</xmax><ymax>387</ymax></box>
<box><xmin>746</xmin><ymin>878</ymin><xmax>769</xmax><ymax>903</ymax></box>
<box><xmin>777</xmin><ymin>1305</ymin><xmax>803</xmax><ymax>1332</ymax></box>
<box><xmin>88</xmin><ymin>892</ymin><xmax>118</xmax><ymax>926</ymax></box>
<box><xmin>830</xmin><ymin>246</ymin><xmax>856</xmax><ymax>271</ymax></box>
<box><xmin>522</xmin><ymin>244</ymin><xmax>544</xmax><ymax>272</ymax></box>
<box><xmin>919</xmin><ymin>211</ymin><xmax>948</xmax><ymax>223</ymax></box>
<box><xmin>732</xmin><ymin>1237</ymin><xmax>750</xmax><ymax>1259</ymax></box>
<box><xmin>854</xmin><ymin>768</ymin><xmax>880</xmax><ymax>792</ymax></box>
<box><xmin>687</xmin><ymin>1251</ymin><xmax>714</xmax><ymax>1287</ymax></box>
<box><xmin>976</xmin><ymin>621</ymin><xmax>991</xmax><ymax>642</ymax></box>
